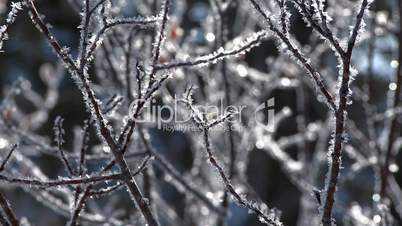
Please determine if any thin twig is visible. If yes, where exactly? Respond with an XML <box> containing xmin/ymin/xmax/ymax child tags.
<box><xmin>0</xmin><ymin>144</ymin><xmax>18</xmax><ymax>172</ymax></box>
<box><xmin>0</xmin><ymin>173</ymin><xmax>122</xmax><ymax>188</ymax></box>
<box><xmin>25</xmin><ymin>2</ymin><xmax>160</xmax><ymax>225</ymax></box>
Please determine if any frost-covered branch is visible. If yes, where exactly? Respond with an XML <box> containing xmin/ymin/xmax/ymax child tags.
<box><xmin>83</xmin><ymin>16</ymin><xmax>158</xmax><ymax>67</ymax></box>
<box><xmin>180</xmin><ymin>93</ymin><xmax>283</xmax><ymax>225</ymax></box>
<box><xmin>0</xmin><ymin>2</ymin><xmax>23</xmax><ymax>52</ymax></box>
<box><xmin>321</xmin><ymin>1</ymin><xmax>370</xmax><ymax>225</ymax></box>
<box><xmin>290</xmin><ymin>0</ymin><xmax>345</xmax><ymax>57</ymax></box>
<box><xmin>155</xmin><ymin>31</ymin><xmax>268</xmax><ymax>71</ymax></box>
<box><xmin>202</xmin><ymin>128</ymin><xmax>282</xmax><ymax>226</ymax></box>
<box><xmin>248</xmin><ymin>0</ymin><xmax>337</xmax><ymax>111</ymax></box>
<box><xmin>0</xmin><ymin>144</ymin><xmax>17</xmax><ymax>172</ymax></box>
<box><xmin>0</xmin><ymin>173</ymin><xmax>123</xmax><ymax>188</ymax></box>
<box><xmin>0</xmin><ymin>0</ymin><xmax>395</xmax><ymax>225</ymax></box>
<box><xmin>150</xmin><ymin>0</ymin><xmax>171</xmax><ymax>81</ymax></box>
<box><xmin>0</xmin><ymin>193</ymin><xmax>19</xmax><ymax>226</ymax></box>
<box><xmin>25</xmin><ymin>1</ymin><xmax>160</xmax><ymax>224</ymax></box>
<box><xmin>53</xmin><ymin>116</ymin><xmax>74</xmax><ymax>176</ymax></box>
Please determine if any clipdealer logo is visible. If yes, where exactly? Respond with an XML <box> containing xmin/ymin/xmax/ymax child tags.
<box><xmin>128</xmin><ymin>96</ymin><xmax>275</xmax><ymax>132</ymax></box>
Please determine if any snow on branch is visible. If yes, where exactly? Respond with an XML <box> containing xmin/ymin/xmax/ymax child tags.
<box><xmin>154</xmin><ymin>30</ymin><xmax>269</xmax><ymax>71</ymax></box>
<box><xmin>0</xmin><ymin>2</ymin><xmax>23</xmax><ymax>52</ymax></box>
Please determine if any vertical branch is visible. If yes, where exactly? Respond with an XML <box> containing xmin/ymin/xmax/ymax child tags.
<box><xmin>248</xmin><ymin>0</ymin><xmax>337</xmax><ymax>111</ymax></box>
<box><xmin>321</xmin><ymin>1</ymin><xmax>370</xmax><ymax>225</ymax></box>
<box><xmin>149</xmin><ymin>0</ymin><xmax>171</xmax><ymax>82</ymax></box>
<box><xmin>136</xmin><ymin>62</ymin><xmax>143</xmax><ymax>100</ymax></box>
<box><xmin>74</xmin><ymin>121</ymin><xmax>90</xmax><ymax>204</ymax></box>
<box><xmin>68</xmin><ymin>187</ymin><xmax>91</xmax><ymax>226</ymax></box>
<box><xmin>0</xmin><ymin>193</ymin><xmax>18</xmax><ymax>226</ymax></box>
<box><xmin>0</xmin><ymin>2</ymin><xmax>23</xmax><ymax>52</ymax></box>
<box><xmin>78</xmin><ymin>0</ymin><xmax>90</xmax><ymax>71</ymax></box>
<box><xmin>53</xmin><ymin>116</ymin><xmax>74</xmax><ymax>176</ymax></box>
<box><xmin>0</xmin><ymin>144</ymin><xmax>17</xmax><ymax>172</ymax></box>
<box><xmin>142</xmin><ymin>162</ymin><xmax>152</xmax><ymax>204</ymax></box>
<box><xmin>116</xmin><ymin>0</ymin><xmax>173</xmax><ymax>162</ymax></box>
<box><xmin>321</xmin><ymin>63</ymin><xmax>350</xmax><ymax>226</ymax></box>
<box><xmin>78</xmin><ymin>121</ymin><xmax>89</xmax><ymax>177</ymax></box>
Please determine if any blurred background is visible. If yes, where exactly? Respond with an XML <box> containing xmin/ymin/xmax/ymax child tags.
<box><xmin>0</xmin><ymin>0</ymin><xmax>401</xmax><ymax>226</ymax></box>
